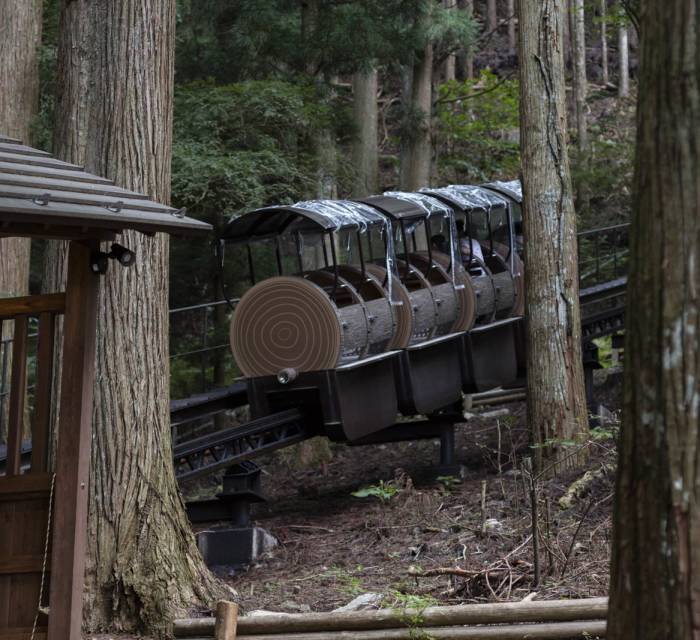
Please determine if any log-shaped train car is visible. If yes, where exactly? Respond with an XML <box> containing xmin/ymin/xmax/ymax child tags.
<box><xmin>219</xmin><ymin>183</ymin><xmax>525</xmax><ymax>442</ymax></box>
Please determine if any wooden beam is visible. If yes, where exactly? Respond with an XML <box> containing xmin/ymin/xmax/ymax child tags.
<box><xmin>0</xmin><ymin>226</ymin><xmax>117</xmax><ymax>242</ymax></box>
<box><xmin>0</xmin><ymin>294</ymin><xmax>65</xmax><ymax>320</ymax></box>
<box><xmin>6</xmin><ymin>316</ymin><xmax>28</xmax><ymax>476</ymax></box>
<box><xmin>46</xmin><ymin>240</ymin><xmax>99</xmax><ymax>640</ymax></box>
<box><xmin>214</xmin><ymin>601</ymin><xmax>238</xmax><ymax>640</ymax></box>
<box><xmin>0</xmin><ymin>628</ymin><xmax>47</xmax><ymax>640</ymax></box>
<box><xmin>0</xmin><ymin>473</ymin><xmax>51</xmax><ymax>498</ymax></box>
<box><xmin>0</xmin><ymin>555</ymin><xmax>50</xmax><ymax>575</ymax></box>
<box><xmin>31</xmin><ymin>312</ymin><xmax>55</xmax><ymax>472</ymax></box>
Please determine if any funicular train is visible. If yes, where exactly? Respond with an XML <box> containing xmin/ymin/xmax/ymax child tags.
<box><xmin>220</xmin><ymin>181</ymin><xmax>526</xmax><ymax>445</ymax></box>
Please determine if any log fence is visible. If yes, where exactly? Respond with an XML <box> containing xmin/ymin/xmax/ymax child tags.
<box><xmin>175</xmin><ymin>597</ymin><xmax>607</xmax><ymax>640</ymax></box>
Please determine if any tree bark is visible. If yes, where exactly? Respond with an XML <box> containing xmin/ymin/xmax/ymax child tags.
<box><xmin>0</xmin><ymin>0</ymin><xmax>41</xmax><ymax>298</ymax></box>
<box><xmin>399</xmin><ymin>44</ymin><xmax>433</xmax><ymax>191</ymax></box>
<box><xmin>607</xmin><ymin>1</ymin><xmax>700</xmax><ymax>637</ymax></box>
<box><xmin>507</xmin><ymin>0</ymin><xmax>517</xmax><ymax>50</ymax></box>
<box><xmin>518</xmin><ymin>0</ymin><xmax>588</xmax><ymax>474</ymax></box>
<box><xmin>487</xmin><ymin>0</ymin><xmax>498</xmax><ymax>32</ymax></box>
<box><xmin>600</xmin><ymin>0</ymin><xmax>609</xmax><ymax>85</ymax></box>
<box><xmin>570</xmin><ymin>0</ymin><xmax>588</xmax><ymax>150</ymax></box>
<box><xmin>443</xmin><ymin>0</ymin><xmax>457</xmax><ymax>81</ymax></box>
<box><xmin>562</xmin><ymin>0</ymin><xmax>572</xmax><ymax>67</ymax></box>
<box><xmin>0</xmin><ymin>0</ymin><xmax>41</xmax><ymax>435</ymax></box>
<box><xmin>617</xmin><ymin>24</ymin><xmax>629</xmax><ymax>97</ymax></box>
<box><xmin>458</xmin><ymin>0</ymin><xmax>475</xmax><ymax>79</ymax></box>
<box><xmin>351</xmin><ymin>69</ymin><xmax>379</xmax><ymax>197</ymax></box>
<box><xmin>301</xmin><ymin>0</ymin><xmax>337</xmax><ymax>198</ymax></box>
<box><xmin>50</xmin><ymin>0</ymin><xmax>224</xmax><ymax>633</ymax></box>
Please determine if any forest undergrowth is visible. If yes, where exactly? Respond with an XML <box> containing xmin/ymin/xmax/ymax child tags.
<box><xmin>180</xmin><ymin>366</ymin><xmax>621</xmax><ymax>615</ymax></box>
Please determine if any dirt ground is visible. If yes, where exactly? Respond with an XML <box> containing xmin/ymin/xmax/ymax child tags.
<box><xmin>196</xmin><ymin>368</ymin><xmax>622</xmax><ymax>615</ymax></box>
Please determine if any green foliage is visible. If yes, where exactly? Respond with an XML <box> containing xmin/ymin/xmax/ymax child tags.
<box><xmin>324</xmin><ymin>566</ymin><xmax>366</xmax><ymax>597</ymax></box>
<box><xmin>589</xmin><ymin>421</ymin><xmax>620</xmax><ymax>442</ymax></box>
<box><xmin>427</xmin><ymin>2</ymin><xmax>478</xmax><ymax>63</ymax></box>
<box><xmin>169</xmin><ymin>80</ymin><xmax>323</xmax><ymax>308</ymax></box>
<box><xmin>30</xmin><ymin>0</ymin><xmax>60</xmax><ymax>150</ymax></box>
<box><xmin>351</xmin><ymin>480</ymin><xmax>399</xmax><ymax>503</ymax></box>
<box><xmin>175</xmin><ymin>0</ymin><xmax>439</xmax><ymax>82</ymax></box>
<box><xmin>435</xmin><ymin>475</ymin><xmax>461</xmax><ymax>491</ymax></box>
<box><xmin>389</xmin><ymin>590</ymin><xmax>438</xmax><ymax>610</ymax></box>
<box><xmin>436</xmin><ymin>70</ymin><xmax>521</xmax><ymax>183</ymax></box>
<box><xmin>593</xmin><ymin>336</ymin><xmax>614</xmax><ymax>369</ymax></box>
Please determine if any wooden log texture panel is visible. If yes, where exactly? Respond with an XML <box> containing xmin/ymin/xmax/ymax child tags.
<box><xmin>492</xmin><ymin>271</ymin><xmax>516</xmax><ymax>316</ymax></box>
<box><xmin>471</xmin><ymin>273</ymin><xmax>496</xmax><ymax>322</ymax></box>
<box><xmin>431</xmin><ymin>282</ymin><xmax>459</xmax><ymax>335</ymax></box>
<box><xmin>363</xmin><ymin>298</ymin><xmax>394</xmax><ymax>353</ymax></box>
<box><xmin>408</xmin><ymin>287</ymin><xmax>437</xmax><ymax>341</ymax></box>
<box><xmin>0</xmin><ymin>473</ymin><xmax>51</xmax><ymax>634</ymax></box>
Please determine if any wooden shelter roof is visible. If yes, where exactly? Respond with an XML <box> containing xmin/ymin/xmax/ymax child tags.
<box><xmin>0</xmin><ymin>134</ymin><xmax>211</xmax><ymax>238</ymax></box>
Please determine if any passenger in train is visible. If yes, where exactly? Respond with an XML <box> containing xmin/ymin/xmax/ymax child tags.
<box><xmin>455</xmin><ymin>220</ymin><xmax>484</xmax><ymax>264</ymax></box>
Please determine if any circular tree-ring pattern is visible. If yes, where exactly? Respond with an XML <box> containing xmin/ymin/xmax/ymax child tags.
<box><xmin>231</xmin><ymin>276</ymin><xmax>343</xmax><ymax>377</ymax></box>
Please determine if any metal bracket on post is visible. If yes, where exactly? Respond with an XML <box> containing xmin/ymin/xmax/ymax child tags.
<box><xmin>582</xmin><ymin>342</ymin><xmax>603</xmax><ymax>426</ymax></box>
<box><xmin>187</xmin><ymin>461</ymin><xmax>277</xmax><ymax>568</ymax></box>
<box><xmin>436</xmin><ymin>419</ymin><xmax>465</xmax><ymax>479</ymax></box>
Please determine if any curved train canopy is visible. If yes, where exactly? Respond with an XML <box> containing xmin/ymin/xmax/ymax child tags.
<box><xmin>220</xmin><ymin>199</ymin><xmax>388</xmax><ymax>243</ymax></box>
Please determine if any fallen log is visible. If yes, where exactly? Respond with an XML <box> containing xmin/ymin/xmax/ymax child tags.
<box><xmin>174</xmin><ymin>597</ymin><xmax>608</xmax><ymax>637</ymax></box>
<box><xmin>182</xmin><ymin>620</ymin><xmax>606</xmax><ymax>639</ymax></box>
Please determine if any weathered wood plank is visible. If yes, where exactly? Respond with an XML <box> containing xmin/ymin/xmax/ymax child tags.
<box><xmin>6</xmin><ymin>317</ymin><xmax>28</xmax><ymax>476</ymax></box>
<box><xmin>0</xmin><ymin>197</ymin><xmax>208</xmax><ymax>236</ymax></box>
<box><xmin>0</xmin><ymin>171</ymin><xmax>148</xmax><ymax>200</ymax></box>
<box><xmin>0</xmin><ymin>184</ymin><xmax>170</xmax><ymax>214</ymax></box>
<box><xmin>47</xmin><ymin>240</ymin><xmax>100</xmax><ymax>640</ymax></box>
<box><xmin>0</xmin><ymin>474</ymin><xmax>51</xmax><ymax>498</ymax></box>
<box><xmin>31</xmin><ymin>312</ymin><xmax>55</xmax><ymax>472</ymax></box>
<box><xmin>0</xmin><ymin>224</ymin><xmax>116</xmax><ymax>242</ymax></box>
<box><xmin>0</xmin><ymin>140</ymin><xmax>49</xmax><ymax>155</ymax></box>
<box><xmin>0</xmin><ymin>555</ymin><xmax>48</xmax><ymax>575</ymax></box>
<box><xmin>0</xmin><ymin>151</ymin><xmax>82</xmax><ymax>171</ymax></box>
<box><xmin>0</xmin><ymin>294</ymin><xmax>65</xmax><ymax>320</ymax></box>
<box><xmin>0</xmin><ymin>628</ymin><xmax>47</xmax><ymax>640</ymax></box>
<box><xmin>0</xmin><ymin>161</ymin><xmax>113</xmax><ymax>185</ymax></box>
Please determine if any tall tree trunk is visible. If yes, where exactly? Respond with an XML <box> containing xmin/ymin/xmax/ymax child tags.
<box><xmin>562</xmin><ymin>0</ymin><xmax>572</xmax><ymax>67</ymax></box>
<box><xmin>571</xmin><ymin>0</ymin><xmax>588</xmax><ymax>150</ymax></box>
<box><xmin>618</xmin><ymin>23</ymin><xmax>629</xmax><ymax>97</ymax></box>
<box><xmin>443</xmin><ymin>0</ymin><xmax>457</xmax><ymax>81</ymax></box>
<box><xmin>608</xmin><ymin>1</ymin><xmax>700</xmax><ymax>637</ymax></box>
<box><xmin>487</xmin><ymin>0</ymin><xmax>498</xmax><ymax>32</ymax></box>
<box><xmin>51</xmin><ymin>0</ymin><xmax>224</xmax><ymax>633</ymax></box>
<box><xmin>301</xmin><ymin>0</ymin><xmax>337</xmax><ymax>198</ymax></box>
<box><xmin>518</xmin><ymin>0</ymin><xmax>588</xmax><ymax>474</ymax></box>
<box><xmin>458</xmin><ymin>0</ymin><xmax>475</xmax><ymax>79</ymax></box>
<box><xmin>600</xmin><ymin>0</ymin><xmax>609</xmax><ymax>85</ymax></box>
<box><xmin>0</xmin><ymin>0</ymin><xmax>41</xmax><ymax>296</ymax></box>
<box><xmin>400</xmin><ymin>44</ymin><xmax>433</xmax><ymax>191</ymax></box>
<box><xmin>507</xmin><ymin>0</ymin><xmax>517</xmax><ymax>50</ymax></box>
<box><xmin>0</xmin><ymin>0</ymin><xmax>41</xmax><ymax>435</ymax></box>
<box><xmin>351</xmin><ymin>69</ymin><xmax>379</xmax><ymax>197</ymax></box>
<box><xmin>43</xmin><ymin>0</ymin><xmax>93</xmax><ymax>464</ymax></box>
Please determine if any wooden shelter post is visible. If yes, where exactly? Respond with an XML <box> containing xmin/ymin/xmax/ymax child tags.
<box><xmin>0</xmin><ymin>133</ymin><xmax>210</xmax><ymax>639</ymax></box>
<box><xmin>47</xmin><ymin>240</ymin><xmax>99</xmax><ymax>640</ymax></box>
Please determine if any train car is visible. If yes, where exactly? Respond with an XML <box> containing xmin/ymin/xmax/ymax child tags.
<box><xmin>219</xmin><ymin>185</ymin><xmax>525</xmax><ymax>443</ymax></box>
<box><xmin>221</xmin><ymin>200</ymin><xmax>401</xmax><ymax>441</ymax></box>
<box><xmin>422</xmin><ymin>185</ymin><xmax>522</xmax><ymax>391</ymax></box>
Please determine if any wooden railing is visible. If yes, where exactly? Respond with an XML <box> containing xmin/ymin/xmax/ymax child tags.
<box><xmin>0</xmin><ymin>292</ymin><xmax>65</xmax><ymax>475</ymax></box>
<box><xmin>0</xmin><ymin>293</ymin><xmax>65</xmax><ymax>638</ymax></box>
